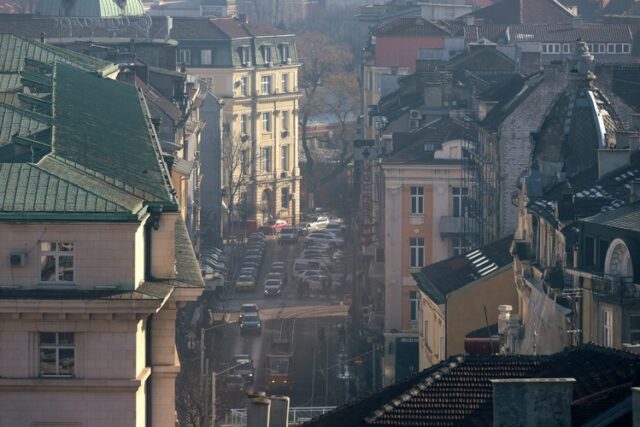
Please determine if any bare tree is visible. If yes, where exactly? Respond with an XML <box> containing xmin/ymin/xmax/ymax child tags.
<box><xmin>176</xmin><ymin>364</ymin><xmax>204</xmax><ymax>427</ymax></box>
<box><xmin>221</xmin><ymin>133</ymin><xmax>253</xmax><ymax>239</ymax></box>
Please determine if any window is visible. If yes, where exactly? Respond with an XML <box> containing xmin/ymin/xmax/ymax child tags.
<box><xmin>410</xmin><ymin>237</ymin><xmax>425</xmax><ymax>268</ymax></box>
<box><xmin>563</xmin><ymin>44</ymin><xmax>570</xmax><ymax>53</ymax></box>
<box><xmin>239</xmin><ymin>46</ymin><xmax>250</xmax><ymax>65</ymax></box>
<box><xmin>40</xmin><ymin>332</ymin><xmax>74</xmax><ymax>377</ymax></box>
<box><xmin>262</xmin><ymin>147</ymin><xmax>272</xmax><ymax>172</ymax></box>
<box><xmin>281</xmin><ymin>144</ymin><xmax>289</xmax><ymax>171</ymax></box>
<box><xmin>584</xmin><ymin>236</ymin><xmax>596</xmax><ymax>266</ymax></box>
<box><xmin>282</xmin><ymin>73</ymin><xmax>289</xmax><ymax>93</ymax></box>
<box><xmin>281</xmin><ymin>110</ymin><xmax>289</xmax><ymax>131</ymax></box>
<box><xmin>452</xmin><ymin>187</ymin><xmax>468</xmax><ymax>218</ymax></box>
<box><xmin>263</xmin><ymin>46</ymin><xmax>272</xmax><ymax>63</ymax></box>
<box><xmin>177</xmin><ymin>48</ymin><xmax>191</xmax><ymax>65</ymax></box>
<box><xmin>623</xmin><ymin>43</ymin><xmax>631</xmax><ymax>53</ymax></box>
<box><xmin>281</xmin><ymin>187</ymin><xmax>289</xmax><ymax>208</ymax></box>
<box><xmin>410</xmin><ymin>186</ymin><xmax>424</xmax><ymax>215</ymax></box>
<box><xmin>40</xmin><ymin>242</ymin><xmax>74</xmax><ymax>283</ymax></box>
<box><xmin>409</xmin><ymin>291</ymin><xmax>419</xmax><ymax>322</ymax></box>
<box><xmin>200</xmin><ymin>48</ymin><xmax>212</xmax><ymax>65</ymax></box>
<box><xmin>452</xmin><ymin>238</ymin><xmax>470</xmax><ymax>256</ymax></box>
<box><xmin>240</xmin><ymin>114</ymin><xmax>248</xmax><ymax>135</ymax></box>
<box><xmin>261</xmin><ymin>75</ymin><xmax>272</xmax><ymax>95</ymax></box>
<box><xmin>241</xmin><ymin>150</ymin><xmax>249</xmax><ymax>174</ymax></box>
<box><xmin>262</xmin><ymin>112</ymin><xmax>272</xmax><ymax>133</ymax></box>
<box><xmin>542</xmin><ymin>43</ymin><xmax>561</xmax><ymax>54</ymax></box>
<box><xmin>630</xmin><ymin>315</ymin><xmax>640</xmax><ymax>344</ymax></box>
<box><xmin>240</xmin><ymin>77</ymin><xmax>248</xmax><ymax>97</ymax></box>
<box><xmin>608</xmin><ymin>43</ymin><xmax>616</xmax><ymax>53</ymax></box>
<box><xmin>602</xmin><ymin>308</ymin><xmax>613</xmax><ymax>347</ymax></box>
<box><xmin>367</xmin><ymin>71</ymin><xmax>373</xmax><ymax>90</ymax></box>
<box><xmin>280</xmin><ymin>44</ymin><xmax>290</xmax><ymax>63</ymax></box>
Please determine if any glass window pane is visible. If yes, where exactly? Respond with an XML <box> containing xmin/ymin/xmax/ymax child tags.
<box><xmin>58</xmin><ymin>256</ymin><xmax>74</xmax><ymax>282</ymax></box>
<box><xmin>40</xmin><ymin>242</ymin><xmax>56</xmax><ymax>252</ymax></box>
<box><xmin>40</xmin><ymin>348</ymin><xmax>57</xmax><ymax>375</ymax></box>
<box><xmin>58</xmin><ymin>333</ymin><xmax>74</xmax><ymax>345</ymax></box>
<box><xmin>40</xmin><ymin>332</ymin><xmax>56</xmax><ymax>345</ymax></box>
<box><xmin>40</xmin><ymin>255</ymin><xmax>57</xmax><ymax>281</ymax></box>
<box><xmin>58</xmin><ymin>349</ymin><xmax>74</xmax><ymax>375</ymax></box>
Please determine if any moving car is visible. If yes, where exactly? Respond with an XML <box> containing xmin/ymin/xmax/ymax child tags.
<box><xmin>240</xmin><ymin>303</ymin><xmax>259</xmax><ymax>318</ymax></box>
<box><xmin>240</xmin><ymin>313</ymin><xmax>262</xmax><ymax>335</ymax></box>
<box><xmin>227</xmin><ymin>354</ymin><xmax>255</xmax><ymax>388</ymax></box>
<box><xmin>264</xmin><ymin>277</ymin><xmax>284</xmax><ymax>296</ymax></box>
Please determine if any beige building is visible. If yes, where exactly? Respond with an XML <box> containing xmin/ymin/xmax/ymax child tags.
<box><xmin>380</xmin><ymin>117</ymin><xmax>477</xmax><ymax>385</ymax></box>
<box><xmin>0</xmin><ymin>35</ymin><xmax>203</xmax><ymax>426</ymax></box>
<box><xmin>169</xmin><ymin>16</ymin><xmax>302</xmax><ymax>227</ymax></box>
<box><xmin>412</xmin><ymin>236</ymin><xmax>517</xmax><ymax>368</ymax></box>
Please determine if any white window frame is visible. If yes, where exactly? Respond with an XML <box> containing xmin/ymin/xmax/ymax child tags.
<box><xmin>262</xmin><ymin>147</ymin><xmax>272</xmax><ymax>172</ymax></box>
<box><xmin>282</xmin><ymin>73</ymin><xmax>289</xmax><ymax>93</ymax></box>
<box><xmin>280</xmin><ymin>44</ymin><xmax>290</xmax><ymax>63</ymax></box>
<box><xmin>410</xmin><ymin>186</ymin><xmax>424</xmax><ymax>215</ymax></box>
<box><xmin>240</xmin><ymin>77</ymin><xmax>248</xmax><ymax>97</ymax></box>
<box><xmin>263</xmin><ymin>46</ymin><xmax>272</xmax><ymax>63</ymax></box>
<box><xmin>602</xmin><ymin>308</ymin><xmax>613</xmax><ymax>347</ymax></box>
<box><xmin>261</xmin><ymin>75</ymin><xmax>272</xmax><ymax>95</ymax></box>
<box><xmin>563</xmin><ymin>43</ymin><xmax>570</xmax><ymax>53</ymax></box>
<box><xmin>608</xmin><ymin>43</ymin><xmax>616</xmax><ymax>53</ymax></box>
<box><xmin>410</xmin><ymin>237</ymin><xmax>425</xmax><ymax>268</ymax></box>
<box><xmin>39</xmin><ymin>332</ymin><xmax>75</xmax><ymax>377</ymax></box>
<box><xmin>452</xmin><ymin>238</ymin><xmax>470</xmax><ymax>256</ymax></box>
<box><xmin>623</xmin><ymin>43</ymin><xmax>631</xmax><ymax>53</ymax></box>
<box><xmin>281</xmin><ymin>144</ymin><xmax>289</xmax><ymax>171</ymax></box>
<box><xmin>200</xmin><ymin>48</ymin><xmax>212</xmax><ymax>65</ymax></box>
<box><xmin>240</xmin><ymin>114</ymin><xmax>248</xmax><ymax>135</ymax></box>
<box><xmin>40</xmin><ymin>241</ymin><xmax>74</xmax><ymax>283</ymax></box>
<box><xmin>452</xmin><ymin>187</ymin><xmax>468</xmax><ymax>218</ymax></box>
<box><xmin>409</xmin><ymin>291</ymin><xmax>419</xmax><ymax>323</ymax></box>
<box><xmin>262</xmin><ymin>112</ymin><xmax>272</xmax><ymax>133</ymax></box>
<box><xmin>178</xmin><ymin>48</ymin><xmax>191</xmax><ymax>65</ymax></box>
<box><xmin>240</xmin><ymin>46</ymin><xmax>250</xmax><ymax>65</ymax></box>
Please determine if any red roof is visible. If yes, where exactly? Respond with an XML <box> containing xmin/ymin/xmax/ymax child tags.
<box><xmin>375</xmin><ymin>17</ymin><xmax>453</xmax><ymax>37</ymax></box>
<box><xmin>469</xmin><ymin>0</ymin><xmax>575</xmax><ymax>24</ymax></box>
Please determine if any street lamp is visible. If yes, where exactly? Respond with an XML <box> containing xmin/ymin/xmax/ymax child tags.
<box><xmin>199</xmin><ymin>320</ymin><xmax>235</xmax><ymax>424</ymax></box>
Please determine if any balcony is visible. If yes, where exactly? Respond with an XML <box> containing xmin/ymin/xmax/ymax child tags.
<box><xmin>438</xmin><ymin>216</ymin><xmax>478</xmax><ymax>237</ymax></box>
<box><xmin>592</xmin><ymin>275</ymin><xmax>640</xmax><ymax>304</ymax></box>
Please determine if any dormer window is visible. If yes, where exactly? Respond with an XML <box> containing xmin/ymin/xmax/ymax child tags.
<box><xmin>263</xmin><ymin>46</ymin><xmax>272</xmax><ymax>63</ymax></box>
<box><xmin>279</xmin><ymin>44</ymin><xmax>290</xmax><ymax>63</ymax></box>
<box><xmin>239</xmin><ymin>46</ymin><xmax>250</xmax><ymax>66</ymax></box>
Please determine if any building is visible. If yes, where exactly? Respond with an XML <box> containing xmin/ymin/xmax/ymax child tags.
<box><xmin>380</xmin><ymin>116</ymin><xmax>477</xmax><ymax>385</ymax></box>
<box><xmin>412</xmin><ymin>236</ymin><xmax>517</xmax><ymax>368</ymax></box>
<box><xmin>168</xmin><ymin>15</ymin><xmax>301</xmax><ymax>230</ymax></box>
<box><xmin>305</xmin><ymin>345</ymin><xmax>640</xmax><ymax>427</ymax></box>
<box><xmin>0</xmin><ymin>34</ymin><xmax>203</xmax><ymax>426</ymax></box>
<box><xmin>464</xmin><ymin>0</ymin><xmax>575</xmax><ymax>24</ymax></box>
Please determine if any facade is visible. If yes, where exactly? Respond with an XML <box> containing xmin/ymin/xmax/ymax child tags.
<box><xmin>0</xmin><ymin>35</ymin><xmax>203</xmax><ymax>426</ymax></box>
<box><xmin>169</xmin><ymin>16</ymin><xmax>301</xmax><ymax>228</ymax></box>
<box><xmin>412</xmin><ymin>236</ymin><xmax>517</xmax><ymax>368</ymax></box>
<box><xmin>380</xmin><ymin>117</ymin><xmax>475</xmax><ymax>385</ymax></box>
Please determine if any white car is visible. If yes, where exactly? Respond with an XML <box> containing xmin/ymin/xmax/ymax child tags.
<box><xmin>314</xmin><ymin>216</ymin><xmax>330</xmax><ymax>228</ymax></box>
<box><xmin>307</xmin><ymin>232</ymin><xmax>344</xmax><ymax>247</ymax></box>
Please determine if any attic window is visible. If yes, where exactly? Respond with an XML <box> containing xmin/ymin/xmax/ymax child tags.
<box><xmin>279</xmin><ymin>44</ymin><xmax>290</xmax><ymax>64</ymax></box>
<box><xmin>239</xmin><ymin>46</ymin><xmax>250</xmax><ymax>66</ymax></box>
<box><xmin>262</xmin><ymin>46</ymin><xmax>272</xmax><ymax>63</ymax></box>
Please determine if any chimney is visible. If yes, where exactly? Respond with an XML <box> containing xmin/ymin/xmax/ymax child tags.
<box><xmin>630</xmin><ymin>179</ymin><xmax>640</xmax><ymax>204</ymax></box>
<box><xmin>238</xmin><ymin>13</ymin><xmax>249</xmax><ymax>24</ymax></box>
<box><xmin>269</xmin><ymin>396</ymin><xmax>290</xmax><ymax>427</ymax></box>
<box><xmin>492</xmin><ymin>378</ymin><xmax>575</xmax><ymax>427</ymax></box>
<box><xmin>247</xmin><ymin>393</ymin><xmax>271</xmax><ymax>427</ymax></box>
<box><xmin>598</xmin><ymin>148</ymin><xmax>631</xmax><ymax>179</ymax></box>
<box><xmin>166</xmin><ymin>16</ymin><xmax>173</xmax><ymax>40</ymax></box>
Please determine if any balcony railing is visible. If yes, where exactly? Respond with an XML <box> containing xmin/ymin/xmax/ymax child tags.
<box><xmin>438</xmin><ymin>216</ymin><xmax>479</xmax><ymax>237</ymax></box>
<box><xmin>592</xmin><ymin>275</ymin><xmax>640</xmax><ymax>303</ymax></box>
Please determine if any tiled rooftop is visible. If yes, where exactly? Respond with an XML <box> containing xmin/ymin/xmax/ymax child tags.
<box><xmin>305</xmin><ymin>345</ymin><xmax>640</xmax><ymax>427</ymax></box>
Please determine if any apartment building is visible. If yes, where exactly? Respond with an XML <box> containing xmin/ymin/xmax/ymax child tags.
<box><xmin>169</xmin><ymin>15</ymin><xmax>301</xmax><ymax>228</ymax></box>
<box><xmin>380</xmin><ymin>116</ymin><xmax>474</xmax><ymax>385</ymax></box>
<box><xmin>0</xmin><ymin>35</ymin><xmax>203</xmax><ymax>426</ymax></box>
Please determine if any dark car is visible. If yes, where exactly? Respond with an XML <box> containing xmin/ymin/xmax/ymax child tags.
<box><xmin>227</xmin><ymin>354</ymin><xmax>255</xmax><ymax>388</ymax></box>
<box><xmin>264</xmin><ymin>277</ymin><xmax>284</xmax><ymax>296</ymax></box>
<box><xmin>278</xmin><ymin>227</ymin><xmax>298</xmax><ymax>244</ymax></box>
<box><xmin>240</xmin><ymin>313</ymin><xmax>262</xmax><ymax>335</ymax></box>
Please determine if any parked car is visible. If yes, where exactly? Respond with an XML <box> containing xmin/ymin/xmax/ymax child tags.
<box><xmin>270</xmin><ymin>262</ymin><xmax>288</xmax><ymax>285</ymax></box>
<box><xmin>278</xmin><ymin>227</ymin><xmax>298</xmax><ymax>244</ymax></box>
<box><xmin>240</xmin><ymin>313</ymin><xmax>262</xmax><ymax>335</ymax></box>
<box><xmin>264</xmin><ymin>277</ymin><xmax>284</xmax><ymax>296</ymax></box>
<box><xmin>266</xmin><ymin>271</ymin><xmax>286</xmax><ymax>287</ymax></box>
<box><xmin>325</xmin><ymin>223</ymin><xmax>345</xmax><ymax>235</ymax></box>
<box><xmin>240</xmin><ymin>266</ymin><xmax>258</xmax><ymax>278</ymax></box>
<box><xmin>240</xmin><ymin>303</ymin><xmax>259</xmax><ymax>318</ymax></box>
<box><xmin>248</xmin><ymin>232</ymin><xmax>266</xmax><ymax>242</ymax></box>
<box><xmin>298</xmin><ymin>270</ymin><xmax>330</xmax><ymax>291</ymax></box>
<box><xmin>314</xmin><ymin>216</ymin><xmax>330</xmax><ymax>228</ymax></box>
<box><xmin>306</xmin><ymin>232</ymin><xmax>344</xmax><ymax>248</ymax></box>
<box><xmin>242</xmin><ymin>260</ymin><xmax>260</xmax><ymax>270</ymax></box>
<box><xmin>235</xmin><ymin>275</ymin><xmax>257</xmax><ymax>292</ymax></box>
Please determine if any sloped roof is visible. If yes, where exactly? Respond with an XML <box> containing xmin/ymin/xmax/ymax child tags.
<box><xmin>375</xmin><ymin>17</ymin><xmax>453</xmax><ymax>37</ymax></box>
<box><xmin>467</xmin><ymin>0</ymin><xmax>575</xmax><ymax>24</ymax></box>
<box><xmin>164</xmin><ymin>16</ymin><xmax>291</xmax><ymax>40</ymax></box>
<box><xmin>507</xmin><ymin>23</ymin><xmax>634</xmax><ymax>43</ymax></box>
<box><xmin>304</xmin><ymin>345</ymin><xmax>640</xmax><ymax>427</ymax></box>
<box><xmin>35</xmin><ymin>0</ymin><xmax>146</xmax><ymax>17</ymax></box>
<box><xmin>583</xmin><ymin>202</ymin><xmax>640</xmax><ymax>233</ymax></box>
<box><xmin>413</xmin><ymin>236</ymin><xmax>513</xmax><ymax>304</ymax></box>
<box><xmin>481</xmin><ymin>71</ymin><xmax>545</xmax><ymax>129</ymax></box>
<box><xmin>384</xmin><ymin>117</ymin><xmax>474</xmax><ymax>165</ymax></box>
<box><xmin>211</xmin><ymin>16</ymin><xmax>292</xmax><ymax>38</ymax></box>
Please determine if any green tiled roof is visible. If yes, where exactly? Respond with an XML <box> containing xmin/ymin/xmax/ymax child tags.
<box><xmin>0</xmin><ymin>34</ymin><xmax>117</xmax><ymax>76</ymax></box>
<box><xmin>35</xmin><ymin>0</ymin><xmax>146</xmax><ymax>18</ymax></box>
<box><xmin>0</xmin><ymin>101</ymin><xmax>50</xmax><ymax>146</ymax></box>
<box><xmin>0</xmin><ymin>163</ymin><xmax>134</xmax><ymax>218</ymax></box>
<box><xmin>0</xmin><ymin>73</ymin><xmax>21</xmax><ymax>91</ymax></box>
<box><xmin>52</xmin><ymin>63</ymin><xmax>175</xmax><ymax>205</ymax></box>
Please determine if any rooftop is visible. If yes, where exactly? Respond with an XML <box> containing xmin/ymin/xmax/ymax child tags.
<box><xmin>304</xmin><ymin>345</ymin><xmax>640</xmax><ymax>427</ymax></box>
<box><xmin>412</xmin><ymin>236</ymin><xmax>513</xmax><ymax>305</ymax></box>
<box><xmin>374</xmin><ymin>17</ymin><xmax>453</xmax><ymax>37</ymax></box>
<box><xmin>466</xmin><ymin>0</ymin><xmax>575</xmax><ymax>25</ymax></box>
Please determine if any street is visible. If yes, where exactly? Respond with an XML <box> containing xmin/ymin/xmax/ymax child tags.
<box><xmin>208</xmin><ymin>237</ymin><xmax>351</xmax><ymax>421</ymax></box>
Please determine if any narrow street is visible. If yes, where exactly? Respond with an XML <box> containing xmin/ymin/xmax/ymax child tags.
<box><xmin>207</xmin><ymin>238</ymin><xmax>350</xmax><ymax>421</ymax></box>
